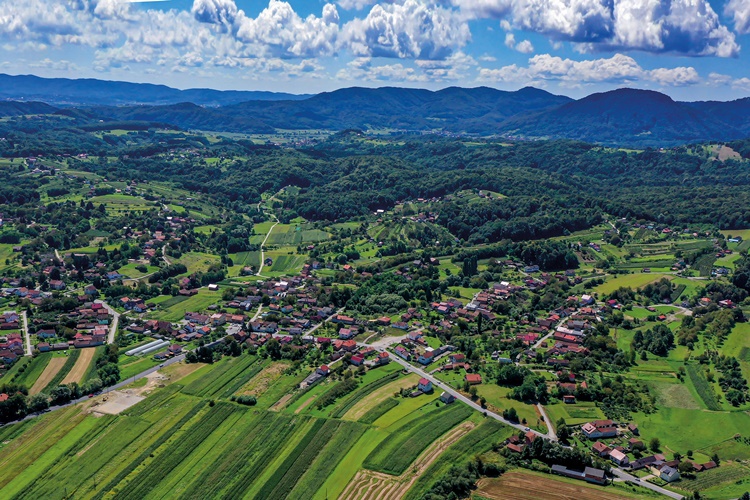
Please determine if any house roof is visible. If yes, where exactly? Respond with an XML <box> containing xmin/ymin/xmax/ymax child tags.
<box><xmin>419</xmin><ymin>377</ymin><xmax>430</xmax><ymax>385</ymax></box>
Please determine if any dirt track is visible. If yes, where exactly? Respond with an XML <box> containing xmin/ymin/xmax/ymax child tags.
<box><xmin>62</xmin><ymin>348</ymin><xmax>96</xmax><ymax>385</ymax></box>
<box><xmin>475</xmin><ymin>471</ymin><xmax>631</xmax><ymax>500</ymax></box>
<box><xmin>30</xmin><ymin>357</ymin><xmax>66</xmax><ymax>395</ymax></box>
<box><xmin>339</xmin><ymin>422</ymin><xmax>474</xmax><ymax>500</ymax></box>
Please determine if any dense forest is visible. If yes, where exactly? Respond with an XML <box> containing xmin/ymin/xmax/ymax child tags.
<box><xmin>3</xmin><ymin>123</ymin><xmax>750</xmax><ymax>245</ymax></box>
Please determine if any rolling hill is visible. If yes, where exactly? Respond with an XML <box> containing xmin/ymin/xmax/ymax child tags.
<box><xmin>0</xmin><ymin>73</ymin><xmax>308</xmax><ymax>107</ymax></box>
<box><xmin>500</xmin><ymin>88</ymin><xmax>745</xmax><ymax>146</ymax></box>
<box><xmin>1</xmin><ymin>73</ymin><xmax>749</xmax><ymax>146</ymax></box>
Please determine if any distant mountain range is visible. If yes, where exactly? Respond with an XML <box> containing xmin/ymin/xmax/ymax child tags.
<box><xmin>1</xmin><ymin>73</ymin><xmax>749</xmax><ymax>146</ymax></box>
<box><xmin>0</xmin><ymin>74</ymin><xmax>309</xmax><ymax>106</ymax></box>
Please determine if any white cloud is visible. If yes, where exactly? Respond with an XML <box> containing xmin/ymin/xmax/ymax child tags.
<box><xmin>235</xmin><ymin>1</ymin><xmax>340</xmax><ymax>58</ymax></box>
<box><xmin>337</xmin><ymin>50</ymin><xmax>475</xmax><ymax>82</ymax></box>
<box><xmin>515</xmin><ymin>39</ymin><xmax>534</xmax><ymax>53</ymax></box>
<box><xmin>452</xmin><ymin>0</ymin><xmax>739</xmax><ymax>57</ymax></box>
<box><xmin>732</xmin><ymin>77</ymin><xmax>750</xmax><ymax>91</ymax></box>
<box><xmin>337</xmin><ymin>0</ymin><xmax>379</xmax><ymax>10</ymax></box>
<box><xmin>504</xmin><ymin>32</ymin><xmax>534</xmax><ymax>53</ymax></box>
<box><xmin>342</xmin><ymin>0</ymin><xmax>471</xmax><ymax>59</ymax></box>
<box><xmin>29</xmin><ymin>58</ymin><xmax>80</xmax><ymax>71</ymax></box>
<box><xmin>479</xmin><ymin>53</ymin><xmax>701</xmax><ymax>86</ymax></box>
<box><xmin>726</xmin><ymin>0</ymin><xmax>750</xmax><ymax>34</ymax></box>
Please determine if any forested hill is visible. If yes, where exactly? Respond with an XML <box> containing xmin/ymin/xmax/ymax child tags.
<box><xmin>0</xmin><ymin>74</ymin><xmax>309</xmax><ymax>107</ymax></box>
<box><xmin>2</xmin><ymin>73</ymin><xmax>750</xmax><ymax>146</ymax></box>
<box><xmin>501</xmin><ymin>89</ymin><xmax>747</xmax><ymax>146</ymax></box>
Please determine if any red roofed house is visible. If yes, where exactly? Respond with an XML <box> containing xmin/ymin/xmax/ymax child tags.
<box><xmin>464</xmin><ymin>373</ymin><xmax>482</xmax><ymax>385</ymax></box>
<box><xmin>418</xmin><ymin>378</ymin><xmax>433</xmax><ymax>392</ymax></box>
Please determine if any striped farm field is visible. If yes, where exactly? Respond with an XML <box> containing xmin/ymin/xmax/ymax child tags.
<box><xmin>29</xmin><ymin>357</ymin><xmax>66</xmax><ymax>395</ymax></box>
<box><xmin>61</xmin><ymin>347</ymin><xmax>96</xmax><ymax>385</ymax></box>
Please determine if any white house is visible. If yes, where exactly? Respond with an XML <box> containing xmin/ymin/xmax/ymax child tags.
<box><xmin>418</xmin><ymin>378</ymin><xmax>433</xmax><ymax>392</ymax></box>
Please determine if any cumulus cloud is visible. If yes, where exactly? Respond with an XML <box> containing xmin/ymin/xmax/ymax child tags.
<box><xmin>29</xmin><ymin>58</ymin><xmax>80</xmax><ymax>71</ymax></box>
<box><xmin>726</xmin><ymin>0</ymin><xmax>750</xmax><ymax>34</ymax></box>
<box><xmin>453</xmin><ymin>0</ymin><xmax>739</xmax><ymax>57</ymax></box>
<box><xmin>504</xmin><ymin>32</ymin><xmax>534</xmax><ymax>53</ymax></box>
<box><xmin>337</xmin><ymin>0</ymin><xmax>379</xmax><ymax>10</ymax></box>
<box><xmin>235</xmin><ymin>1</ymin><xmax>340</xmax><ymax>58</ymax></box>
<box><xmin>192</xmin><ymin>0</ymin><xmax>239</xmax><ymax>29</ymax></box>
<box><xmin>342</xmin><ymin>0</ymin><xmax>471</xmax><ymax>59</ymax></box>
<box><xmin>478</xmin><ymin>53</ymin><xmax>701</xmax><ymax>86</ymax></box>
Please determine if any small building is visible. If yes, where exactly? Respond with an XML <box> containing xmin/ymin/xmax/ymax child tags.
<box><xmin>659</xmin><ymin>466</ymin><xmax>680</xmax><ymax>483</ymax></box>
<box><xmin>418</xmin><ymin>378</ymin><xmax>433</xmax><ymax>393</ymax></box>
<box><xmin>592</xmin><ymin>441</ymin><xmax>611</xmax><ymax>457</ymax></box>
<box><xmin>464</xmin><ymin>373</ymin><xmax>482</xmax><ymax>385</ymax></box>
<box><xmin>316</xmin><ymin>365</ymin><xmax>331</xmax><ymax>376</ymax></box>
<box><xmin>208</xmin><ymin>284</ymin><xmax>219</xmax><ymax>291</ymax></box>
<box><xmin>609</xmin><ymin>449</ymin><xmax>629</xmax><ymax>466</ymax></box>
<box><xmin>440</xmin><ymin>391</ymin><xmax>455</xmax><ymax>404</ymax></box>
<box><xmin>563</xmin><ymin>394</ymin><xmax>576</xmax><ymax>404</ymax></box>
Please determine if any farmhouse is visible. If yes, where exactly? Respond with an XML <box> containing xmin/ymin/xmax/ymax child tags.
<box><xmin>550</xmin><ymin>465</ymin><xmax>607</xmax><ymax>485</ymax></box>
<box><xmin>609</xmin><ymin>449</ymin><xmax>629</xmax><ymax>466</ymax></box>
<box><xmin>440</xmin><ymin>392</ymin><xmax>455</xmax><ymax>404</ymax></box>
<box><xmin>464</xmin><ymin>373</ymin><xmax>482</xmax><ymax>385</ymax></box>
<box><xmin>581</xmin><ymin>420</ymin><xmax>618</xmax><ymax>439</ymax></box>
<box><xmin>418</xmin><ymin>378</ymin><xmax>433</xmax><ymax>392</ymax></box>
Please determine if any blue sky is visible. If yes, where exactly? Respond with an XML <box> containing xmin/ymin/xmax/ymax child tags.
<box><xmin>0</xmin><ymin>0</ymin><xmax>749</xmax><ymax>100</ymax></box>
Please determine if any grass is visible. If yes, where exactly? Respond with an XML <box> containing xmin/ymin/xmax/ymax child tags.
<box><xmin>149</xmin><ymin>288</ymin><xmax>221</xmax><ymax>322</ymax></box>
<box><xmin>41</xmin><ymin>349</ymin><xmax>81</xmax><ymax>392</ymax></box>
<box><xmin>685</xmin><ymin>363</ymin><xmax>722</xmax><ymax>410</ymax></box>
<box><xmin>14</xmin><ymin>354</ymin><xmax>54</xmax><ymax>388</ymax></box>
<box><xmin>117</xmin><ymin>262</ymin><xmax>159</xmax><ymax>279</ymax></box>
<box><xmin>633</xmin><ymin>406</ymin><xmax>750</xmax><ymax>459</ymax></box>
<box><xmin>173</xmin><ymin>251</ymin><xmax>221</xmax><ymax>275</ymax></box>
<box><xmin>594</xmin><ymin>273</ymin><xmax>672</xmax><ymax>295</ymax></box>
<box><xmin>181</xmin><ymin>355</ymin><xmax>261</xmax><ymax>399</ymax></box>
<box><xmin>313</xmin><ymin>427</ymin><xmax>390</xmax><ymax>500</ymax></box>
<box><xmin>674</xmin><ymin>462</ymin><xmax>750</xmax><ymax>497</ymax></box>
<box><xmin>545</xmin><ymin>402</ymin><xmax>605</xmax><ymax>427</ymax></box>
<box><xmin>404</xmin><ymin>420</ymin><xmax>512</xmax><ymax>500</ymax></box>
<box><xmin>359</xmin><ymin>397</ymin><xmax>401</xmax><ymax>424</ymax></box>
<box><xmin>363</xmin><ymin>403</ymin><xmax>473</xmax><ymax>475</ymax></box>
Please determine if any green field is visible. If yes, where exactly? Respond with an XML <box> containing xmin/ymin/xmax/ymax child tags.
<box><xmin>11</xmin><ymin>354</ymin><xmax>52</xmax><ymax>389</ymax></box>
<box><xmin>173</xmin><ymin>252</ymin><xmax>221</xmax><ymax>275</ymax></box>
<box><xmin>118</xmin><ymin>262</ymin><xmax>160</xmax><ymax>279</ymax></box>
<box><xmin>149</xmin><ymin>288</ymin><xmax>222</xmax><ymax>322</ymax></box>
<box><xmin>265</xmin><ymin>223</ymin><xmax>331</xmax><ymax>246</ymax></box>
<box><xmin>594</xmin><ymin>273</ymin><xmax>672</xmax><ymax>295</ymax></box>
<box><xmin>363</xmin><ymin>403</ymin><xmax>473</xmax><ymax>475</ymax></box>
<box><xmin>89</xmin><ymin>194</ymin><xmax>158</xmax><ymax>213</ymax></box>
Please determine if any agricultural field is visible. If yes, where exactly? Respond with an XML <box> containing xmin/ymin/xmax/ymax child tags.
<box><xmin>474</xmin><ymin>470</ymin><xmax>657</xmax><ymax>500</ymax></box>
<box><xmin>265</xmin><ymin>223</ymin><xmax>331</xmax><ymax>246</ymax></box>
<box><xmin>594</xmin><ymin>273</ymin><xmax>672</xmax><ymax>295</ymax></box>
<box><xmin>227</xmin><ymin>250</ymin><xmax>261</xmax><ymax>276</ymax></box>
<box><xmin>148</xmin><ymin>287</ymin><xmax>222</xmax><ymax>322</ymax></box>
<box><xmin>173</xmin><ymin>252</ymin><xmax>221</xmax><ymax>275</ymax></box>
<box><xmin>89</xmin><ymin>194</ymin><xmax>159</xmax><ymax>213</ymax></box>
<box><xmin>117</xmin><ymin>262</ymin><xmax>160</xmax><ymax>279</ymax></box>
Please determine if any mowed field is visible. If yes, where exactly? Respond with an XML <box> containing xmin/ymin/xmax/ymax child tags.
<box><xmin>89</xmin><ymin>194</ymin><xmax>158</xmax><ymax>213</ymax></box>
<box><xmin>0</xmin><ymin>352</ymin><xmax>497</xmax><ymax>500</ymax></box>
<box><xmin>594</xmin><ymin>273</ymin><xmax>672</xmax><ymax>295</ymax></box>
<box><xmin>265</xmin><ymin>223</ymin><xmax>331</xmax><ymax>246</ymax></box>
<box><xmin>29</xmin><ymin>357</ymin><xmax>66</xmax><ymax>395</ymax></box>
<box><xmin>61</xmin><ymin>347</ymin><xmax>97</xmax><ymax>385</ymax></box>
<box><xmin>474</xmin><ymin>471</ymin><xmax>646</xmax><ymax>500</ymax></box>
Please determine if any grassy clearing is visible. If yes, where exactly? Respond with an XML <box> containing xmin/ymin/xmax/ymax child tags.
<box><xmin>149</xmin><ymin>288</ymin><xmax>221</xmax><ymax>322</ymax></box>
<box><xmin>594</xmin><ymin>273</ymin><xmax>672</xmax><ymax>295</ymax></box>
<box><xmin>173</xmin><ymin>252</ymin><xmax>221</xmax><ymax>275</ymax></box>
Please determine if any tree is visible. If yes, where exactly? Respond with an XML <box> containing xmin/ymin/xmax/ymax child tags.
<box><xmin>649</xmin><ymin>437</ymin><xmax>661</xmax><ymax>452</ymax></box>
<box><xmin>28</xmin><ymin>394</ymin><xmax>49</xmax><ymax>413</ymax></box>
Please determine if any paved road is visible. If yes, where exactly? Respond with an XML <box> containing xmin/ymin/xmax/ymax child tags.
<box><xmin>611</xmin><ymin>468</ymin><xmax>684</xmax><ymax>499</ymax></box>
<box><xmin>20</xmin><ymin>311</ymin><xmax>32</xmax><ymax>357</ymax></box>
<box><xmin>380</xmin><ymin>350</ymin><xmax>548</xmax><ymax>439</ymax></box>
<box><xmin>96</xmin><ymin>301</ymin><xmax>121</xmax><ymax>344</ymax></box>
